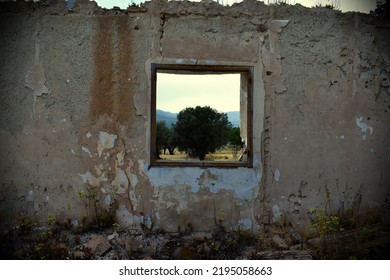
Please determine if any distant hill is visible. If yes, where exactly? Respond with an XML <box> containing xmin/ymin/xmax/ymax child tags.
<box><xmin>156</xmin><ymin>109</ymin><xmax>177</xmax><ymax>127</ymax></box>
<box><xmin>156</xmin><ymin>109</ymin><xmax>240</xmax><ymax>128</ymax></box>
<box><xmin>225</xmin><ymin>111</ymin><xmax>240</xmax><ymax>127</ymax></box>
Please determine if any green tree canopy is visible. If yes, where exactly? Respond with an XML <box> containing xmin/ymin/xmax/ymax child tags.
<box><xmin>173</xmin><ymin>106</ymin><xmax>232</xmax><ymax>160</ymax></box>
<box><xmin>156</xmin><ymin>121</ymin><xmax>176</xmax><ymax>158</ymax></box>
<box><xmin>228</xmin><ymin>126</ymin><xmax>244</xmax><ymax>148</ymax></box>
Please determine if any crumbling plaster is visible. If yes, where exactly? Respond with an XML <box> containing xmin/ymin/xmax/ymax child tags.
<box><xmin>0</xmin><ymin>0</ymin><xmax>389</xmax><ymax>233</ymax></box>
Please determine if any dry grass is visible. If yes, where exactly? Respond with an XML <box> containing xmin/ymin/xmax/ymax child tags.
<box><xmin>158</xmin><ymin>147</ymin><xmax>244</xmax><ymax>161</ymax></box>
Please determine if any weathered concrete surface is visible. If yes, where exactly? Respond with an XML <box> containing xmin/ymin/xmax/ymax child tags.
<box><xmin>259</xmin><ymin>5</ymin><xmax>390</xmax><ymax>230</ymax></box>
<box><xmin>0</xmin><ymin>0</ymin><xmax>389</xmax><ymax>234</ymax></box>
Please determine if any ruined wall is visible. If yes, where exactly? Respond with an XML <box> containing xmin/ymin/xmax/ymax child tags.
<box><xmin>0</xmin><ymin>0</ymin><xmax>389</xmax><ymax>233</ymax></box>
<box><xmin>261</xmin><ymin>4</ymin><xmax>390</xmax><ymax>229</ymax></box>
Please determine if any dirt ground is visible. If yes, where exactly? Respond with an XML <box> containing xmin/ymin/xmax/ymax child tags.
<box><xmin>1</xmin><ymin>221</ymin><xmax>389</xmax><ymax>260</ymax></box>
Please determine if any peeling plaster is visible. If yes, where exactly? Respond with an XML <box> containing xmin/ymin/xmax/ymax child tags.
<box><xmin>81</xmin><ymin>146</ymin><xmax>91</xmax><ymax>156</ymax></box>
<box><xmin>25</xmin><ymin>62</ymin><xmax>49</xmax><ymax>98</ymax></box>
<box><xmin>116</xmin><ymin>205</ymin><xmax>135</xmax><ymax>227</ymax></box>
<box><xmin>274</xmin><ymin>169</ymin><xmax>280</xmax><ymax>182</ymax></box>
<box><xmin>116</xmin><ymin>151</ymin><xmax>125</xmax><ymax>166</ymax></box>
<box><xmin>272</xmin><ymin>204</ymin><xmax>282</xmax><ymax>222</ymax></box>
<box><xmin>105</xmin><ymin>194</ymin><xmax>111</xmax><ymax>205</ymax></box>
<box><xmin>239</xmin><ymin>218</ymin><xmax>253</xmax><ymax>230</ymax></box>
<box><xmin>25</xmin><ymin>23</ymin><xmax>49</xmax><ymax>99</ymax></box>
<box><xmin>129</xmin><ymin>173</ymin><xmax>139</xmax><ymax>188</ymax></box>
<box><xmin>148</xmin><ymin>167</ymin><xmax>258</xmax><ymax>200</ymax></box>
<box><xmin>79</xmin><ymin>171</ymin><xmax>107</xmax><ymax>187</ymax></box>
<box><xmin>26</xmin><ymin>190</ymin><xmax>33</xmax><ymax>202</ymax></box>
<box><xmin>112</xmin><ymin>167</ymin><xmax>129</xmax><ymax>194</ymax></box>
<box><xmin>356</xmin><ymin>117</ymin><xmax>373</xmax><ymax>140</ymax></box>
<box><xmin>97</xmin><ymin>131</ymin><xmax>117</xmax><ymax>157</ymax></box>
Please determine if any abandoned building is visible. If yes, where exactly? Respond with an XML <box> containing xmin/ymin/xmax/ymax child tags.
<box><xmin>0</xmin><ymin>0</ymin><xmax>389</xmax><ymax>247</ymax></box>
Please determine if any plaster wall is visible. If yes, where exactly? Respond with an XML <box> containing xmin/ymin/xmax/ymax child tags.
<box><xmin>0</xmin><ymin>0</ymin><xmax>389</xmax><ymax>233</ymax></box>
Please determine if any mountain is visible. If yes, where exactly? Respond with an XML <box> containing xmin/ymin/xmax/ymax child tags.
<box><xmin>156</xmin><ymin>109</ymin><xmax>177</xmax><ymax>127</ymax></box>
<box><xmin>226</xmin><ymin>111</ymin><xmax>240</xmax><ymax>127</ymax></box>
<box><xmin>156</xmin><ymin>109</ymin><xmax>240</xmax><ymax>128</ymax></box>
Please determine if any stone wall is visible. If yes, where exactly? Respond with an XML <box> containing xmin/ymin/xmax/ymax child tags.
<box><xmin>0</xmin><ymin>0</ymin><xmax>389</xmax><ymax>233</ymax></box>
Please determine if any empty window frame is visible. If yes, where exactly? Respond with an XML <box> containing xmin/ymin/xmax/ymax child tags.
<box><xmin>150</xmin><ymin>63</ymin><xmax>253</xmax><ymax>168</ymax></box>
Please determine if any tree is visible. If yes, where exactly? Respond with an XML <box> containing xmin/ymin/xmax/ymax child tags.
<box><xmin>173</xmin><ymin>106</ymin><xmax>232</xmax><ymax>160</ymax></box>
<box><xmin>156</xmin><ymin>121</ymin><xmax>176</xmax><ymax>158</ymax></box>
<box><xmin>228</xmin><ymin>126</ymin><xmax>244</xmax><ymax>158</ymax></box>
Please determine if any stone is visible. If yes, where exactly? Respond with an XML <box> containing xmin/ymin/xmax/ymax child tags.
<box><xmin>272</xmin><ymin>234</ymin><xmax>288</xmax><ymax>249</ymax></box>
<box><xmin>288</xmin><ymin>228</ymin><xmax>303</xmax><ymax>243</ymax></box>
<box><xmin>73</xmin><ymin>250</ymin><xmax>86</xmax><ymax>259</ymax></box>
<box><xmin>125</xmin><ymin>239</ymin><xmax>143</xmax><ymax>253</ymax></box>
<box><xmin>256</xmin><ymin>250</ymin><xmax>312</xmax><ymax>260</ymax></box>
<box><xmin>84</xmin><ymin>235</ymin><xmax>112</xmax><ymax>256</ymax></box>
<box><xmin>108</xmin><ymin>231</ymin><xmax>118</xmax><ymax>241</ymax></box>
<box><xmin>172</xmin><ymin>246</ymin><xmax>199</xmax><ymax>260</ymax></box>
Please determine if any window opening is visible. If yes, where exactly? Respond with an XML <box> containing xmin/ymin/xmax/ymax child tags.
<box><xmin>151</xmin><ymin>64</ymin><xmax>253</xmax><ymax>168</ymax></box>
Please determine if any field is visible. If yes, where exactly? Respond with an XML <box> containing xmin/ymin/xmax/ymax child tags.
<box><xmin>158</xmin><ymin>147</ymin><xmax>245</xmax><ymax>161</ymax></box>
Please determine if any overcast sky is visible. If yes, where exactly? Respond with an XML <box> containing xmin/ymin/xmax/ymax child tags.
<box><xmin>157</xmin><ymin>73</ymin><xmax>240</xmax><ymax>113</ymax></box>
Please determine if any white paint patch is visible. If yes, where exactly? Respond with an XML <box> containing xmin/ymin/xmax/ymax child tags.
<box><xmin>116</xmin><ymin>152</ymin><xmax>125</xmax><ymax>166</ymax></box>
<box><xmin>79</xmin><ymin>171</ymin><xmax>107</xmax><ymax>187</ymax></box>
<box><xmin>105</xmin><ymin>195</ymin><xmax>111</xmax><ymax>205</ymax></box>
<box><xmin>95</xmin><ymin>164</ymin><xmax>104</xmax><ymax>176</ymax></box>
<box><xmin>274</xmin><ymin>169</ymin><xmax>281</xmax><ymax>182</ymax></box>
<box><xmin>97</xmin><ymin>131</ymin><xmax>117</xmax><ymax>157</ymax></box>
<box><xmin>81</xmin><ymin>146</ymin><xmax>91</xmax><ymax>155</ymax></box>
<box><xmin>356</xmin><ymin>117</ymin><xmax>373</xmax><ymax>140</ymax></box>
<box><xmin>142</xmin><ymin>215</ymin><xmax>153</xmax><ymax>229</ymax></box>
<box><xmin>272</xmin><ymin>204</ymin><xmax>282</xmax><ymax>222</ymax></box>
<box><xmin>272</xmin><ymin>19</ymin><xmax>290</xmax><ymax>28</ymax></box>
<box><xmin>128</xmin><ymin>191</ymin><xmax>140</xmax><ymax>211</ymax></box>
<box><xmin>25</xmin><ymin>62</ymin><xmax>49</xmax><ymax>98</ymax></box>
<box><xmin>129</xmin><ymin>174</ymin><xmax>138</xmax><ymax>188</ymax></box>
<box><xmin>239</xmin><ymin>218</ymin><xmax>252</xmax><ymax>230</ymax></box>
<box><xmin>115</xmin><ymin>205</ymin><xmax>134</xmax><ymax>227</ymax></box>
<box><xmin>113</xmin><ymin>168</ymin><xmax>129</xmax><ymax>194</ymax></box>
<box><xmin>205</xmin><ymin>60</ymin><xmax>217</xmax><ymax>65</ymax></box>
<box><xmin>26</xmin><ymin>190</ymin><xmax>34</xmax><ymax>202</ymax></box>
<box><xmin>148</xmin><ymin>167</ymin><xmax>259</xmax><ymax>200</ymax></box>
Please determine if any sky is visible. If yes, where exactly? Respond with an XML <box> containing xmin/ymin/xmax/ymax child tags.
<box><xmin>93</xmin><ymin>0</ymin><xmax>378</xmax><ymax>13</ymax></box>
<box><xmin>157</xmin><ymin>73</ymin><xmax>240</xmax><ymax>113</ymax></box>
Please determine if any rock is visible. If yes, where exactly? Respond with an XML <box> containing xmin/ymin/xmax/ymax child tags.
<box><xmin>308</xmin><ymin>237</ymin><xmax>322</xmax><ymax>247</ymax></box>
<box><xmin>197</xmin><ymin>242</ymin><xmax>211</xmax><ymax>256</ymax></box>
<box><xmin>70</xmin><ymin>219</ymin><xmax>79</xmax><ymax>230</ymax></box>
<box><xmin>290</xmin><ymin>244</ymin><xmax>304</xmax><ymax>250</ymax></box>
<box><xmin>84</xmin><ymin>235</ymin><xmax>112</xmax><ymax>256</ymax></box>
<box><xmin>108</xmin><ymin>231</ymin><xmax>118</xmax><ymax>241</ymax></box>
<box><xmin>256</xmin><ymin>250</ymin><xmax>312</xmax><ymax>260</ymax></box>
<box><xmin>272</xmin><ymin>234</ymin><xmax>288</xmax><ymax>249</ymax></box>
<box><xmin>73</xmin><ymin>250</ymin><xmax>86</xmax><ymax>259</ymax></box>
<box><xmin>125</xmin><ymin>239</ymin><xmax>143</xmax><ymax>253</ymax></box>
<box><xmin>172</xmin><ymin>246</ymin><xmax>199</xmax><ymax>260</ymax></box>
<box><xmin>288</xmin><ymin>228</ymin><xmax>303</xmax><ymax>243</ymax></box>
